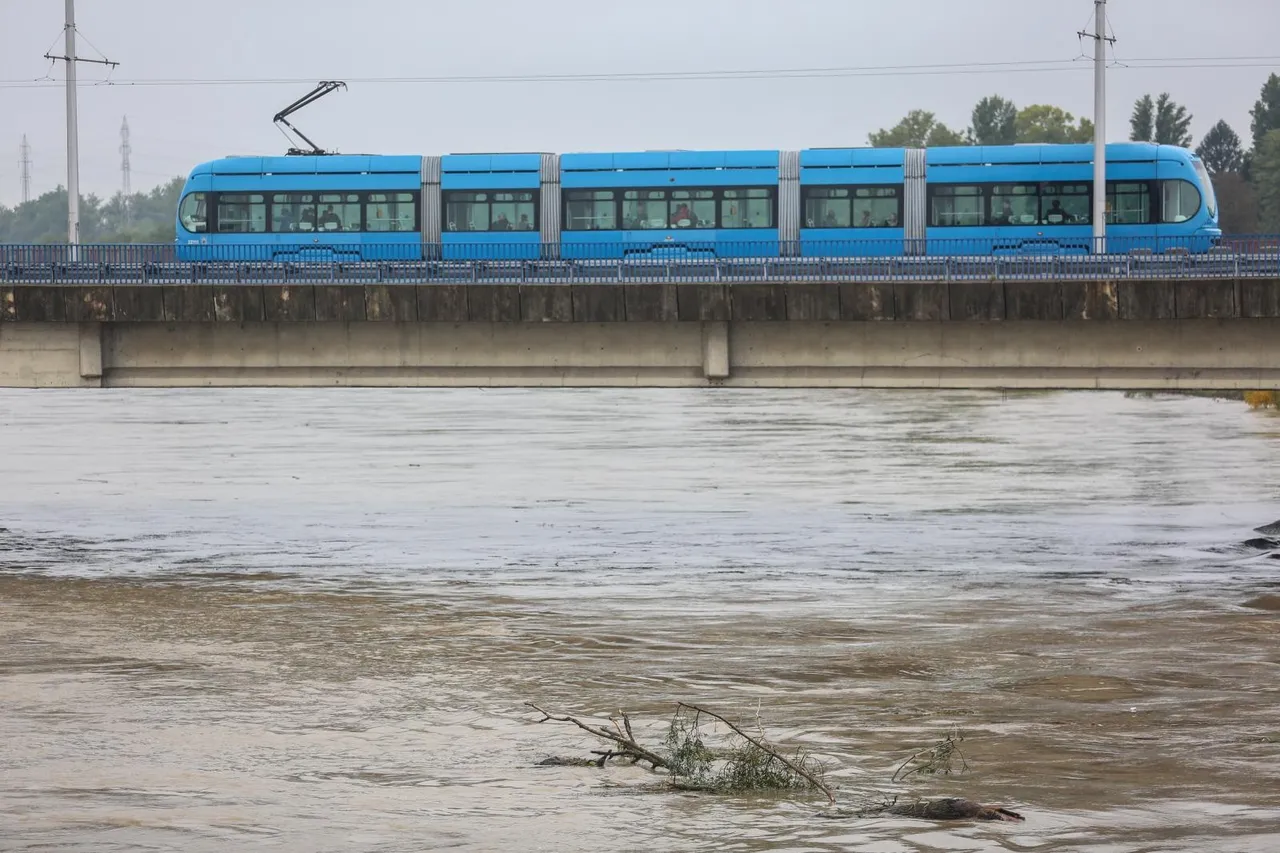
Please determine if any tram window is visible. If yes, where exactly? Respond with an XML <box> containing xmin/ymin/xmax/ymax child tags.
<box><xmin>1193</xmin><ymin>160</ymin><xmax>1217</xmax><ymax>217</ymax></box>
<box><xmin>1161</xmin><ymin>180</ymin><xmax>1201</xmax><ymax>223</ymax></box>
<box><xmin>930</xmin><ymin>186</ymin><xmax>984</xmax><ymax>227</ymax></box>
<box><xmin>178</xmin><ymin>193</ymin><xmax>207</xmax><ymax>233</ymax></box>
<box><xmin>216</xmin><ymin>193</ymin><xmax>266</xmax><ymax>233</ymax></box>
<box><xmin>670</xmin><ymin>190</ymin><xmax>715</xmax><ymax>229</ymax></box>
<box><xmin>564</xmin><ymin>190</ymin><xmax>617</xmax><ymax>231</ymax></box>
<box><xmin>852</xmin><ymin>187</ymin><xmax>900</xmax><ymax>228</ymax></box>
<box><xmin>623</xmin><ymin>190</ymin><xmax>669</xmax><ymax>230</ymax></box>
<box><xmin>1107</xmin><ymin>182</ymin><xmax>1151</xmax><ymax>225</ymax></box>
<box><xmin>804</xmin><ymin>188</ymin><xmax>850</xmax><ymax>228</ymax></box>
<box><xmin>990</xmin><ymin>185</ymin><xmax>1039</xmax><ymax>226</ymax></box>
<box><xmin>446</xmin><ymin>191</ymin><xmax>489</xmax><ymax>232</ymax></box>
<box><xmin>317</xmin><ymin>193</ymin><xmax>361</xmax><ymax>232</ymax></box>
<box><xmin>271</xmin><ymin>194</ymin><xmax>316</xmax><ymax>233</ymax></box>
<box><xmin>1041</xmin><ymin>183</ymin><xmax>1090</xmax><ymax>225</ymax></box>
<box><xmin>721</xmin><ymin>188</ymin><xmax>774</xmax><ymax>229</ymax></box>
<box><xmin>491</xmin><ymin>192</ymin><xmax>537</xmax><ymax>231</ymax></box>
<box><xmin>366</xmin><ymin>192</ymin><xmax>417</xmax><ymax>232</ymax></box>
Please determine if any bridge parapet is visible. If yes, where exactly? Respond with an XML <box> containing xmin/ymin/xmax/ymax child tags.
<box><xmin>1</xmin><ymin>278</ymin><xmax>1274</xmax><ymax>325</ymax></box>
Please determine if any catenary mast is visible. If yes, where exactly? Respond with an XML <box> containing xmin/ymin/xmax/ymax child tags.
<box><xmin>1080</xmin><ymin>0</ymin><xmax>1115</xmax><ymax>253</ymax></box>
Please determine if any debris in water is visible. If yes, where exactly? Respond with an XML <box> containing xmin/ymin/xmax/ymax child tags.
<box><xmin>525</xmin><ymin>701</ymin><xmax>1026</xmax><ymax>822</ymax></box>
<box><xmin>882</xmin><ymin>797</ymin><xmax>1025</xmax><ymax>822</ymax></box>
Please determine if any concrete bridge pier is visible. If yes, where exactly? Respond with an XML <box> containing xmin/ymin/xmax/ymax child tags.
<box><xmin>701</xmin><ymin>321</ymin><xmax>729</xmax><ymax>380</ymax></box>
<box><xmin>79</xmin><ymin>322</ymin><xmax>104</xmax><ymax>385</ymax></box>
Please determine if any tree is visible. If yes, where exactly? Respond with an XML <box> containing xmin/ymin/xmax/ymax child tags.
<box><xmin>970</xmin><ymin>96</ymin><xmax>1018</xmax><ymax>146</ymax></box>
<box><xmin>1015</xmin><ymin>105</ymin><xmax>1094</xmax><ymax>144</ymax></box>
<box><xmin>1196</xmin><ymin>120</ymin><xmax>1245</xmax><ymax>175</ymax></box>
<box><xmin>925</xmin><ymin>123</ymin><xmax>966</xmax><ymax>147</ymax></box>
<box><xmin>869</xmin><ymin>110</ymin><xmax>965</xmax><ymax>148</ymax></box>
<box><xmin>1130</xmin><ymin>95</ymin><xmax>1155</xmax><ymax>142</ymax></box>
<box><xmin>1212</xmin><ymin>172</ymin><xmax>1260</xmax><ymax>234</ymax></box>
<box><xmin>1253</xmin><ymin>129</ymin><xmax>1280</xmax><ymax>233</ymax></box>
<box><xmin>1250</xmin><ymin>73</ymin><xmax>1280</xmax><ymax>150</ymax></box>
<box><xmin>0</xmin><ymin>176</ymin><xmax>183</xmax><ymax>243</ymax></box>
<box><xmin>1130</xmin><ymin>93</ymin><xmax>1192</xmax><ymax>146</ymax></box>
<box><xmin>1154</xmin><ymin>94</ymin><xmax>1193</xmax><ymax>147</ymax></box>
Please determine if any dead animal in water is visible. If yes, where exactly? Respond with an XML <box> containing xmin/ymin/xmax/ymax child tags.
<box><xmin>884</xmin><ymin>798</ymin><xmax>1025</xmax><ymax>822</ymax></box>
<box><xmin>535</xmin><ymin>756</ymin><xmax>599</xmax><ymax>768</ymax></box>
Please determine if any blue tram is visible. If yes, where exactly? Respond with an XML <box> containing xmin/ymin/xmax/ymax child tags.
<box><xmin>175</xmin><ymin>142</ymin><xmax>1220</xmax><ymax>261</ymax></box>
<box><xmin>176</xmin><ymin>155</ymin><xmax>423</xmax><ymax>261</ymax></box>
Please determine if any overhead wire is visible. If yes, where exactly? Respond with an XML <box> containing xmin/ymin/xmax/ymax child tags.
<box><xmin>0</xmin><ymin>55</ymin><xmax>1276</xmax><ymax>89</ymax></box>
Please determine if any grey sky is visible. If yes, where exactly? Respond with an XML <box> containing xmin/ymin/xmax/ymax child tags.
<box><xmin>1</xmin><ymin>0</ymin><xmax>1277</xmax><ymax>206</ymax></box>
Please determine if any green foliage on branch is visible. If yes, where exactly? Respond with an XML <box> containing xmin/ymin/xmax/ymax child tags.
<box><xmin>662</xmin><ymin>704</ymin><xmax>826</xmax><ymax>795</ymax></box>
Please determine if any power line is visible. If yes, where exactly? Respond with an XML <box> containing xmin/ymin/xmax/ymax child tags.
<box><xmin>2</xmin><ymin>57</ymin><xmax>1075</xmax><ymax>86</ymax></box>
<box><xmin>0</xmin><ymin>55</ymin><xmax>1276</xmax><ymax>89</ymax></box>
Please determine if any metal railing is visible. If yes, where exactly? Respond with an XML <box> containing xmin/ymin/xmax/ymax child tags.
<box><xmin>1</xmin><ymin>237</ymin><xmax>1277</xmax><ymax>284</ymax></box>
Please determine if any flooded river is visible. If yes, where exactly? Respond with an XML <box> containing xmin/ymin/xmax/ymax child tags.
<box><xmin>1</xmin><ymin>389</ymin><xmax>1278</xmax><ymax>852</ymax></box>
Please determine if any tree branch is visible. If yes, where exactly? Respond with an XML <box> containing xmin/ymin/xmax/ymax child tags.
<box><xmin>525</xmin><ymin>702</ymin><xmax>670</xmax><ymax>770</ymax></box>
<box><xmin>677</xmin><ymin>702</ymin><xmax>834</xmax><ymax>803</ymax></box>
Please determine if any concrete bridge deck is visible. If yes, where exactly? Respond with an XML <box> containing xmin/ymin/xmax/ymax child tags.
<box><xmin>3</xmin><ymin>278</ymin><xmax>1280</xmax><ymax>389</ymax></box>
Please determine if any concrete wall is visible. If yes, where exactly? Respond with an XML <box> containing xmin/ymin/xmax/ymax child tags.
<box><xmin>0</xmin><ymin>318</ymin><xmax>1276</xmax><ymax>389</ymax></box>
<box><xmin>0</xmin><ymin>323</ymin><xmax>101</xmax><ymax>388</ymax></box>
<box><xmin>102</xmin><ymin>321</ymin><xmax>712</xmax><ymax>387</ymax></box>
<box><xmin>3</xmin><ymin>281</ymin><xmax>1280</xmax><ymax>389</ymax></box>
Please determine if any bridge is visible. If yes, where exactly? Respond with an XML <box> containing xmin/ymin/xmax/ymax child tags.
<box><xmin>3</xmin><ymin>248</ymin><xmax>1280</xmax><ymax>390</ymax></box>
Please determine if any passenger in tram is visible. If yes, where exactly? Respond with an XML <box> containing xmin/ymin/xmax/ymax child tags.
<box><xmin>671</xmin><ymin>202</ymin><xmax>693</xmax><ymax>227</ymax></box>
<box><xmin>300</xmin><ymin>207</ymin><xmax>317</xmax><ymax>231</ymax></box>
<box><xmin>517</xmin><ymin>214</ymin><xmax>532</xmax><ymax>231</ymax></box>
<box><xmin>277</xmin><ymin>208</ymin><xmax>296</xmax><ymax>233</ymax></box>
<box><xmin>823</xmin><ymin>210</ymin><xmax>839</xmax><ymax>228</ymax></box>
<box><xmin>494</xmin><ymin>213</ymin><xmax>512</xmax><ymax>231</ymax></box>
<box><xmin>858</xmin><ymin>210</ymin><xmax>873</xmax><ymax>228</ymax></box>
<box><xmin>319</xmin><ymin>205</ymin><xmax>341</xmax><ymax>231</ymax></box>
<box><xmin>998</xmin><ymin>199</ymin><xmax>1015</xmax><ymax>225</ymax></box>
<box><xmin>1045</xmin><ymin>200</ymin><xmax>1069</xmax><ymax>224</ymax></box>
<box><xmin>886</xmin><ymin>213</ymin><xmax>899</xmax><ymax>227</ymax></box>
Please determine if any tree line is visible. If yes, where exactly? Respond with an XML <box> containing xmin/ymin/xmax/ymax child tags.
<box><xmin>0</xmin><ymin>177</ymin><xmax>185</xmax><ymax>244</ymax></box>
<box><xmin>869</xmin><ymin>73</ymin><xmax>1280</xmax><ymax>233</ymax></box>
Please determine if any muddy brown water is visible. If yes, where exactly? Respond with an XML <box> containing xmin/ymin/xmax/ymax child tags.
<box><xmin>1</xmin><ymin>388</ymin><xmax>1279</xmax><ymax>852</ymax></box>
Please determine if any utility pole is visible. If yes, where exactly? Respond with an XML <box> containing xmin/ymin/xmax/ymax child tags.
<box><xmin>20</xmin><ymin>136</ymin><xmax>33</xmax><ymax>204</ymax></box>
<box><xmin>1080</xmin><ymin>0</ymin><xmax>1115</xmax><ymax>254</ymax></box>
<box><xmin>120</xmin><ymin>116</ymin><xmax>132</xmax><ymax>225</ymax></box>
<box><xmin>44</xmin><ymin>0</ymin><xmax>117</xmax><ymax>245</ymax></box>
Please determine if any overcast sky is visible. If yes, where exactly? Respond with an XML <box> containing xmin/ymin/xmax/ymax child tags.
<box><xmin>1</xmin><ymin>0</ymin><xmax>1277</xmax><ymax>206</ymax></box>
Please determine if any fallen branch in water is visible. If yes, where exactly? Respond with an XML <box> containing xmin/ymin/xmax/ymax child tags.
<box><xmin>891</xmin><ymin>727</ymin><xmax>969</xmax><ymax>783</ymax></box>
<box><xmin>525</xmin><ymin>701</ymin><xmax>1022</xmax><ymax>820</ymax></box>
<box><xmin>527</xmin><ymin>701</ymin><xmax>831</xmax><ymax>801</ymax></box>
<box><xmin>525</xmin><ymin>702</ymin><xmax>669</xmax><ymax>770</ymax></box>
